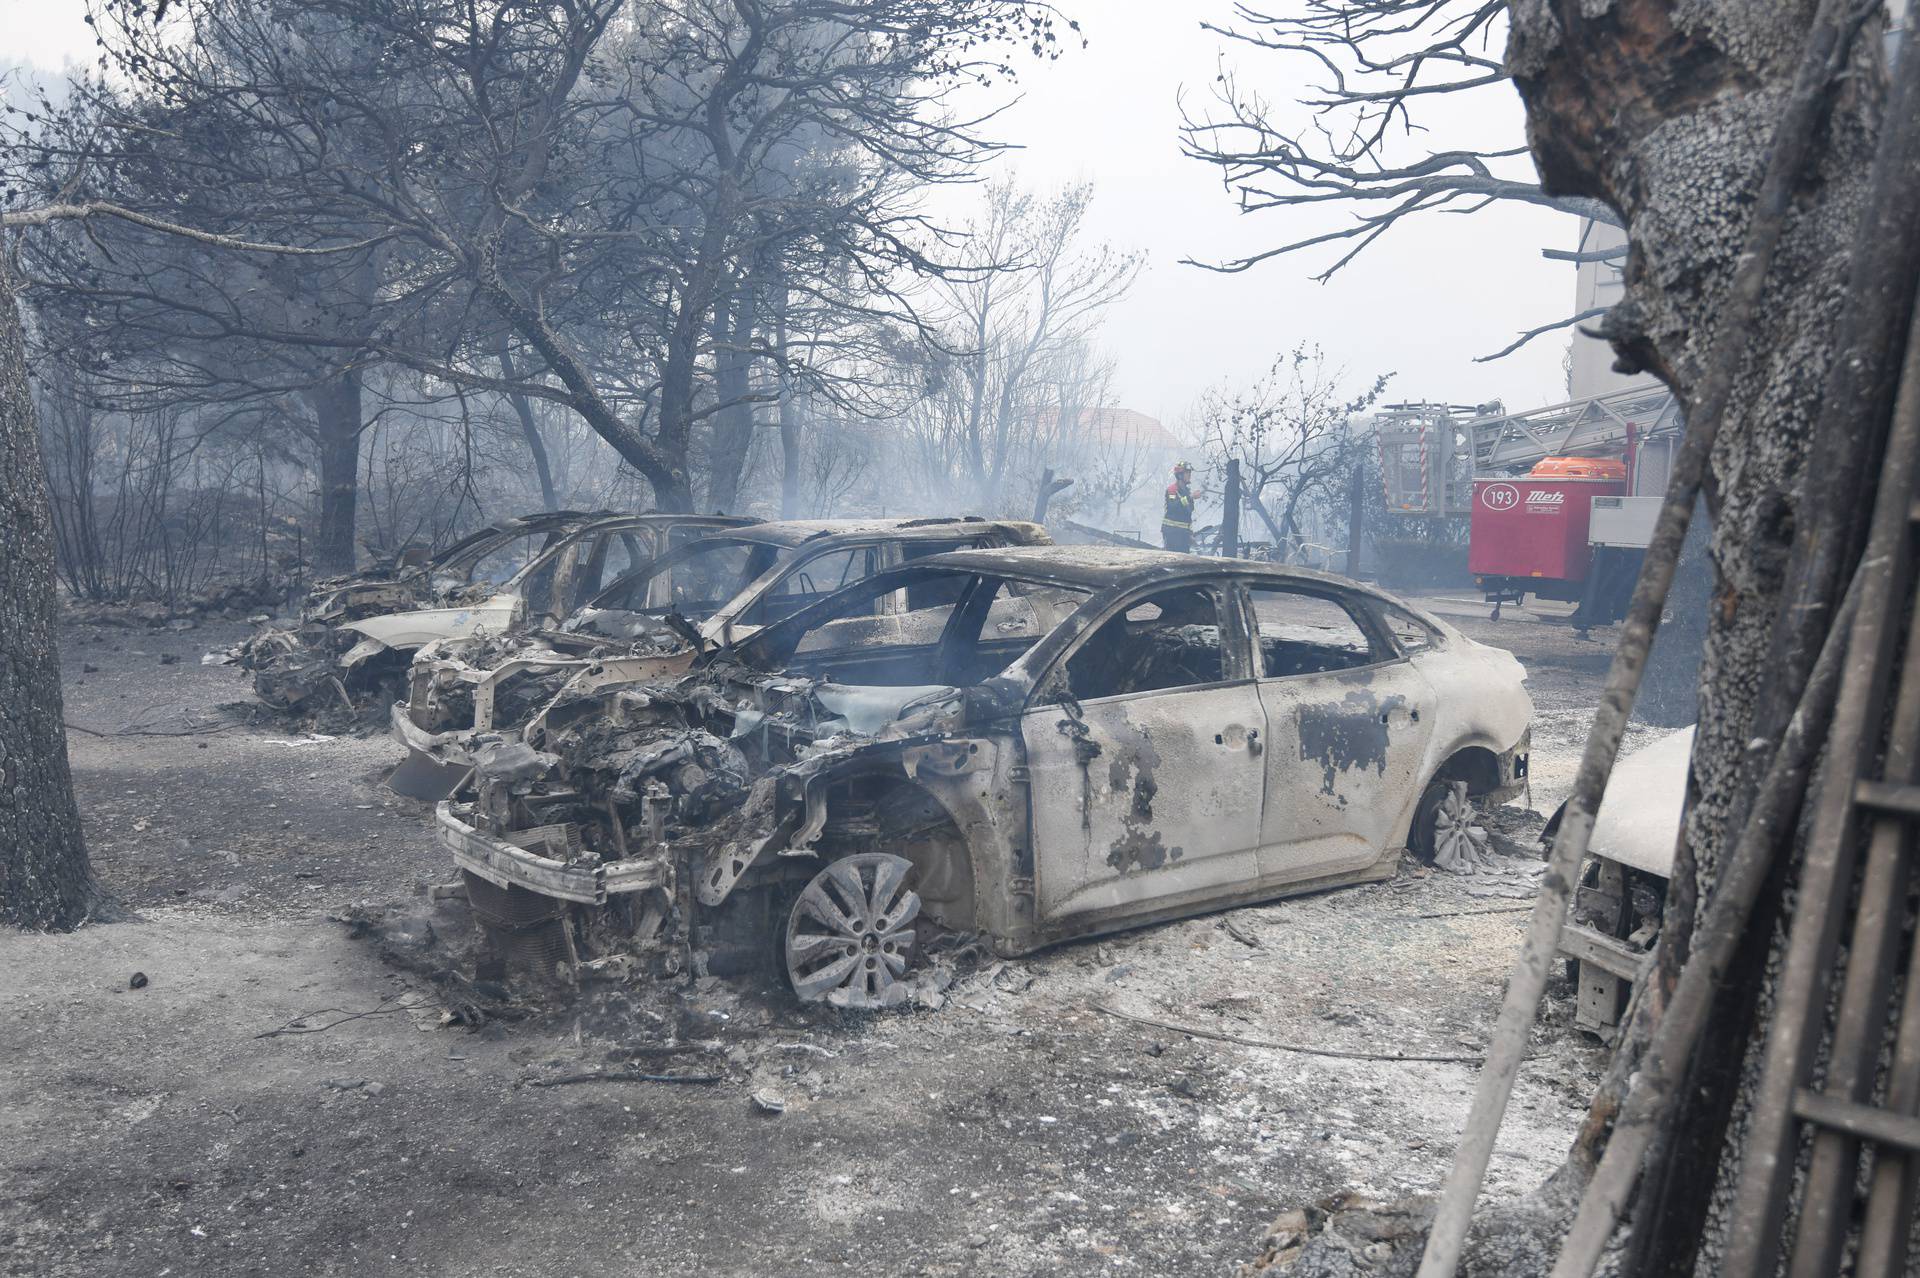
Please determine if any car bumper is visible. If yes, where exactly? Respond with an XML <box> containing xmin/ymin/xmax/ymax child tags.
<box><xmin>435</xmin><ymin>802</ymin><xmax>667</xmax><ymax>905</ymax></box>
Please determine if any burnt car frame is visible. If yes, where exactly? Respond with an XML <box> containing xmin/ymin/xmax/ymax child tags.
<box><xmin>435</xmin><ymin>546</ymin><xmax>1532</xmax><ymax>1006</ymax></box>
<box><xmin>1549</xmin><ymin>725</ymin><xmax>1689</xmax><ymax>1041</ymax></box>
<box><xmin>391</xmin><ymin>517</ymin><xmax>1049</xmax><ymax>794</ymax></box>
<box><xmin>300</xmin><ymin>510</ymin><xmax>617</xmax><ymax>625</ymax></box>
<box><xmin>241</xmin><ymin>512</ymin><xmax>748</xmax><ymax>710</ymax></box>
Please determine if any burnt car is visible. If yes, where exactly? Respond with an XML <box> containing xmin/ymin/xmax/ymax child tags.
<box><xmin>1550</xmin><ymin>725</ymin><xmax>1690</xmax><ymax>1041</ymax></box>
<box><xmin>389</xmin><ymin>518</ymin><xmax>1049</xmax><ymax>797</ymax></box>
<box><xmin>433</xmin><ymin>546</ymin><xmax>1533</xmax><ymax>1007</ymax></box>
<box><xmin>300</xmin><ymin>511</ymin><xmax>614</xmax><ymax>625</ymax></box>
<box><xmin>236</xmin><ymin>512</ymin><xmax>748</xmax><ymax>711</ymax></box>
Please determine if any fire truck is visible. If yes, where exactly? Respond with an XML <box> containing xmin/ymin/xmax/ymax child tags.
<box><xmin>1374</xmin><ymin>384</ymin><xmax>1682</xmax><ymax>622</ymax></box>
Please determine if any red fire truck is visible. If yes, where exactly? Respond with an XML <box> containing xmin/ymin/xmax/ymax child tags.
<box><xmin>1470</xmin><ymin>457</ymin><xmax>1626</xmax><ymax>618</ymax></box>
<box><xmin>1374</xmin><ymin>386</ymin><xmax>1682</xmax><ymax>623</ymax></box>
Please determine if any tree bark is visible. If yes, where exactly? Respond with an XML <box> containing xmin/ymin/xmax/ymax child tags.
<box><xmin>1505</xmin><ymin>1</ymin><xmax>1886</xmax><ymax>1272</ymax></box>
<box><xmin>303</xmin><ymin>370</ymin><xmax>363</xmax><ymax>574</ymax></box>
<box><xmin>703</xmin><ymin>286</ymin><xmax>760</xmax><ymax>515</ymax></box>
<box><xmin>1267</xmin><ymin>5</ymin><xmax>1888</xmax><ymax>1273</ymax></box>
<box><xmin>0</xmin><ymin>266</ymin><xmax>98</xmax><ymax>931</ymax></box>
<box><xmin>779</xmin><ymin>375</ymin><xmax>803</xmax><ymax>520</ymax></box>
<box><xmin>496</xmin><ymin>342</ymin><xmax>559</xmax><ymax>511</ymax></box>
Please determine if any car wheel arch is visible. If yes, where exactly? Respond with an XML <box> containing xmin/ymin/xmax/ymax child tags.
<box><xmin>798</xmin><ymin>768</ymin><xmax>980</xmax><ymax>935</ymax></box>
<box><xmin>1430</xmin><ymin>744</ymin><xmax>1505</xmax><ymax>797</ymax></box>
<box><xmin>1390</xmin><ymin>740</ymin><xmax>1511</xmax><ymax>853</ymax></box>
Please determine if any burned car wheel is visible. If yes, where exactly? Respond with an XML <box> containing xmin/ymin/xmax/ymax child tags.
<box><xmin>1411</xmin><ymin>778</ymin><xmax>1495</xmax><ymax>873</ymax></box>
<box><xmin>784</xmin><ymin>853</ymin><xmax>921</xmax><ymax>1009</ymax></box>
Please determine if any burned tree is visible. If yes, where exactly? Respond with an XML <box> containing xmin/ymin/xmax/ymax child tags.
<box><xmin>1175</xmin><ymin>3</ymin><xmax>1613</xmax><ymax>238</ymax></box>
<box><xmin>1217</xmin><ymin>0</ymin><xmax>1904</xmax><ymax>1273</ymax></box>
<box><xmin>1486</xmin><ymin>0</ymin><xmax>1908</xmax><ymax>1272</ymax></box>
<box><xmin>14</xmin><ymin>0</ymin><xmax>1075</xmax><ymax>545</ymax></box>
<box><xmin>901</xmin><ymin>180</ymin><xmax>1141</xmax><ymax>514</ymax></box>
<box><xmin>1179</xmin><ymin>0</ymin><xmax>1619</xmax><ymax>353</ymax></box>
<box><xmin>1194</xmin><ymin>342</ymin><xmax>1389</xmax><ymax>556</ymax></box>
<box><xmin>0</xmin><ymin>194</ymin><xmax>370</xmax><ymax>929</ymax></box>
<box><xmin>0</xmin><ymin>261</ymin><xmax>95</xmax><ymax>931</ymax></box>
<box><xmin>10</xmin><ymin>8</ymin><xmax>410</xmax><ymax>573</ymax></box>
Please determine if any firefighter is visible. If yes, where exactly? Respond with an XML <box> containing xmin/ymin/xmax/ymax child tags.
<box><xmin>1161</xmin><ymin>461</ymin><xmax>1196</xmax><ymax>552</ymax></box>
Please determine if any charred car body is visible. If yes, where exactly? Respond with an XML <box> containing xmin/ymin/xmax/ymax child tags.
<box><xmin>1550</xmin><ymin>725</ymin><xmax>1690</xmax><ymax>1040</ymax></box>
<box><xmin>236</xmin><ymin>512</ymin><xmax>747</xmax><ymax>712</ymax></box>
<box><xmin>434</xmin><ymin>546</ymin><xmax>1533</xmax><ymax>1007</ymax></box>
<box><xmin>391</xmin><ymin>518</ymin><xmax>1050</xmax><ymax>797</ymax></box>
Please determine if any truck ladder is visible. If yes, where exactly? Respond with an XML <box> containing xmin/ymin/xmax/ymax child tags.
<box><xmin>1469</xmin><ymin>384</ymin><xmax>1680</xmax><ymax>475</ymax></box>
<box><xmin>1723</xmin><ymin>326</ymin><xmax>1920</xmax><ymax>1277</ymax></box>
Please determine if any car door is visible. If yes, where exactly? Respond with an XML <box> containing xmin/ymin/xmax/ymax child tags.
<box><xmin>1020</xmin><ymin>583</ymin><xmax>1268</xmax><ymax>925</ymax></box>
<box><xmin>726</xmin><ymin>542</ymin><xmax>891</xmax><ymax>645</ymax></box>
<box><xmin>1242</xmin><ymin>581</ymin><xmax>1439</xmax><ymax>883</ymax></box>
<box><xmin>556</xmin><ymin>528</ymin><xmax>654</xmax><ymax>618</ymax></box>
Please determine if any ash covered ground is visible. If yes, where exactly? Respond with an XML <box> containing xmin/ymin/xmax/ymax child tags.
<box><xmin>1</xmin><ymin>600</ymin><xmax>1637</xmax><ymax>1277</ymax></box>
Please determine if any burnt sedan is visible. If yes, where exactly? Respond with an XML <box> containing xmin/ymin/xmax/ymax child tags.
<box><xmin>237</xmin><ymin>512</ymin><xmax>748</xmax><ymax>712</ymax></box>
<box><xmin>435</xmin><ymin>546</ymin><xmax>1532</xmax><ymax>1007</ymax></box>
<box><xmin>390</xmin><ymin>517</ymin><xmax>1048</xmax><ymax>796</ymax></box>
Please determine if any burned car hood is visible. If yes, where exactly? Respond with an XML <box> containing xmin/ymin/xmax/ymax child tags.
<box><xmin>534</xmin><ymin>664</ymin><xmax>964</xmax><ymax>777</ymax></box>
<box><xmin>562</xmin><ymin>607</ymin><xmax>685</xmax><ymax>645</ymax></box>
<box><xmin>735</xmin><ymin>680</ymin><xmax>959</xmax><ymax>741</ymax></box>
<box><xmin>343</xmin><ymin>599</ymin><xmax>519</xmax><ymax>650</ymax></box>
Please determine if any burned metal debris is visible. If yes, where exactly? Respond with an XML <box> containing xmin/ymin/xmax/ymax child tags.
<box><xmin>390</xmin><ymin>517</ymin><xmax>1050</xmax><ymax>799</ymax></box>
<box><xmin>232</xmin><ymin>512</ymin><xmax>745</xmax><ymax>714</ymax></box>
<box><xmin>431</xmin><ymin>546</ymin><xmax>1534</xmax><ymax>1010</ymax></box>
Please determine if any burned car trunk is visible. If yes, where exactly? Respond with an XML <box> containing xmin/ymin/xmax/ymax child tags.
<box><xmin>392</xmin><ymin>517</ymin><xmax>1051</xmax><ymax>799</ymax></box>
<box><xmin>434</xmin><ymin>547</ymin><xmax>1534</xmax><ymax>1008</ymax></box>
<box><xmin>234</xmin><ymin>512</ymin><xmax>746</xmax><ymax>715</ymax></box>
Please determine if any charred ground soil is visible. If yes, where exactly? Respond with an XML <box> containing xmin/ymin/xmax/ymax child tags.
<box><xmin>1</xmin><ymin>603</ymin><xmax>1625</xmax><ymax>1277</ymax></box>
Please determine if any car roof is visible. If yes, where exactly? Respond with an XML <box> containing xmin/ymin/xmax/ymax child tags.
<box><xmin>431</xmin><ymin>510</ymin><xmax>617</xmax><ymax>562</ymax></box>
<box><xmin>570</xmin><ymin>513</ymin><xmax>755</xmax><ymax>534</ymax></box>
<box><xmin>902</xmin><ymin>544</ymin><xmax>1394</xmax><ymax>598</ymax></box>
<box><xmin>713</xmin><ymin>517</ymin><xmax>1043</xmax><ymax>549</ymax></box>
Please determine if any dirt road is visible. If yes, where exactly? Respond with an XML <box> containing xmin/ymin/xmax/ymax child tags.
<box><xmin>2</xmin><ymin>612</ymin><xmax>1621</xmax><ymax>1277</ymax></box>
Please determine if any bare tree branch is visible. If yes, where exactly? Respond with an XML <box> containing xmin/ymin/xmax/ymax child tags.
<box><xmin>1180</xmin><ymin>1</ymin><xmax>1621</xmax><ymax>293</ymax></box>
<box><xmin>1</xmin><ymin>202</ymin><xmax>389</xmax><ymax>255</ymax></box>
<box><xmin>1475</xmin><ymin>306</ymin><xmax>1608</xmax><ymax>362</ymax></box>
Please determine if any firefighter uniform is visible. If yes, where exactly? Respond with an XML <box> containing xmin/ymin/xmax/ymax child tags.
<box><xmin>1162</xmin><ymin>468</ymin><xmax>1195</xmax><ymax>552</ymax></box>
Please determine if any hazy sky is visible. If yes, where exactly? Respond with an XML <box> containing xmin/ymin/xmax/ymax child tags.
<box><xmin>967</xmin><ymin>1</ymin><xmax>1577</xmax><ymax>432</ymax></box>
<box><xmin>8</xmin><ymin>0</ymin><xmax>1579</xmax><ymax>437</ymax></box>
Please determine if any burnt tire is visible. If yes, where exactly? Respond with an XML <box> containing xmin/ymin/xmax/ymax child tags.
<box><xmin>1409</xmin><ymin>778</ymin><xmax>1494</xmax><ymax>872</ymax></box>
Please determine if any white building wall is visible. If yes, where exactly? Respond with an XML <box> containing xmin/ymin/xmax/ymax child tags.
<box><xmin>1568</xmin><ymin>219</ymin><xmax>1663</xmax><ymax>402</ymax></box>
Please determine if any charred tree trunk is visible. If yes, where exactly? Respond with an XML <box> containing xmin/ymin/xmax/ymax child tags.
<box><xmin>1269</xmin><ymin>4</ymin><xmax>1890</xmax><ymax>1273</ymax></box>
<box><xmin>0</xmin><ymin>268</ymin><xmax>98</xmax><ymax>931</ymax></box>
<box><xmin>779</xmin><ymin>375</ymin><xmax>802</xmax><ymax>520</ymax></box>
<box><xmin>303</xmin><ymin>370</ymin><xmax>363</xmax><ymax>574</ymax></box>
<box><xmin>1344</xmin><ymin>460</ymin><xmax>1365</xmax><ymax>579</ymax></box>
<box><xmin>704</xmin><ymin>286</ymin><xmax>760</xmax><ymax>515</ymax></box>
<box><xmin>772</xmin><ymin>291</ymin><xmax>802</xmax><ymax>519</ymax></box>
<box><xmin>652</xmin><ymin>300</ymin><xmax>704</xmax><ymax>515</ymax></box>
<box><xmin>1506</xmin><ymin>0</ymin><xmax>1886</xmax><ymax>1272</ymax></box>
<box><xmin>496</xmin><ymin>341</ymin><xmax>558</xmax><ymax>511</ymax></box>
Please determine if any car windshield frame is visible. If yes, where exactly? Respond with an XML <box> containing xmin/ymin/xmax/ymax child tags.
<box><xmin>585</xmin><ymin>533</ymin><xmax>787</xmax><ymax>616</ymax></box>
<box><xmin>729</xmin><ymin>561</ymin><xmax>1098</xmax><ymax>678</ymax></box>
